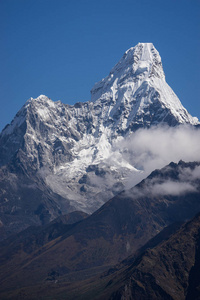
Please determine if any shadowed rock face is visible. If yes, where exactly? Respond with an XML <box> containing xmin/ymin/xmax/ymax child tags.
<box><xmin>0</xmin><ymin>43</ymin><xmax>199</xmax><ymax>239</ymax></box>
<box><xmin>0</xmin><ymin>160</ymin><xmax>199</xmax><ymax>299</ymax></box>
<box><xmin>107</xmin><ymin>213</ymin><xmax>200</xmax><ymax>300</ymax></box>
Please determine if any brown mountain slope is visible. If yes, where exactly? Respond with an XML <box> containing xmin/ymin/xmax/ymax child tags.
<box><xmin>0</xmin><ymin>213</ymin><xmax>199</xmax><ymax>300</ymax></box>
<box><xmin>106</xmin><ymin>212</ymin><xmax>200</xmax><ymax>300</ymax></box>
<box><xmin>61</xmin><ymin>213</ymin><xmax>200</xmax><ymax>300</ymax></box>
<box><xmin>39</xmin><ymin>213</ymin><xmax>200</xmax><ymax>300</ymax></box>
<box><xmin>0</xmin><ymin>161</ymin><xmax>199</xmax><ymax>299</ymax></box>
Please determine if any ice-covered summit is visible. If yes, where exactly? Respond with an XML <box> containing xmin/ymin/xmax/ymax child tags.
<box><xmin>91</xmin><ymin>43</ymin><xmax>164</xmax><ymax>102</ymax></box>
<box><xmin>91</xmin><ymin>42</ymin><xmax>199</xmax><ymax>127</ymax></box>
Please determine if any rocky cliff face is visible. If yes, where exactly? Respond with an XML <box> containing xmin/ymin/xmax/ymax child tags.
<box><xmin>0</xmin><ymin>43</ymin><xmax>199</xmax><ymax>237</ymax></box>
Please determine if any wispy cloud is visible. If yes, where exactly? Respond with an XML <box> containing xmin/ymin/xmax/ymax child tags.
<box><xmin>128</xmin><ymin>163</ymin><xmax>200</xmax><ymax>199</ymax></box>
<box><xmin>150</xmin><ymin>180</ymin><xmax>197</xmax><ymax>196</ymax></box>
<box><xmin>112</xmin><ymin>125</ymin><xmax>200</xmax><ymax>189</ymax></box>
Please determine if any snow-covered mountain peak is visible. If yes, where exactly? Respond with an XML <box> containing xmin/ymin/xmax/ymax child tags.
<box><xmin>0</xmin><ymin>43</ymin><xmax>199</xmax><ymax>226</ymax></box>
<box><xmin>25</xmin><ymin>95</ymin><xmax>52</xmax><ymax>107</ymax></box>
<box><xmin>111</xmin><ymin>42</ymin><xmax>164</xmax><ymax>76</ymax></box>
<box><xmin>90</xmin><ymin>43</ymin><xmax>199</xmax><ymax>127</ymax></box>
<box><xmin>91</xmin><ymin>43</ymin><xmax>165</xmax><ymax>103</ymax></box>
<box><xmin>122</xmin><ymin>42</ymin><xmax>164</xmax><ymax>78</ymax></box>
<box><xmin>0</xmin><ymin>95</ymin><xmax>59</xmax><ymax>146</ymax></box>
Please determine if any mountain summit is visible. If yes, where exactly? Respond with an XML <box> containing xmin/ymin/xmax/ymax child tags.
<box><xmin>91</xmin><ymin>42</ymin><xmax>165</xmax><ymax>102</ymax></box>
<box><xmin>0</xmin><ymin>43</ymin><xmax>199</xmax><ymax>238</ymax></box>
<box><xmin>91</xmin><ymin>42</ymin><xmax>198</xmax><ymax>131</ymax></box>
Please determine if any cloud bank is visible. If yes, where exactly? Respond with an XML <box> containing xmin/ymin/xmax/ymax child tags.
<box><xmin>113</xmin><ymin>125</ymin><xmax>200</xmax><ymax>189</ymax></box>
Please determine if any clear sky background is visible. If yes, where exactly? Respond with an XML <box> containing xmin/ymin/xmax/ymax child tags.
<box><xmin>0</xmin><ymin>0</ymin><xmax>199</xmax><ymax>131</ymax></box>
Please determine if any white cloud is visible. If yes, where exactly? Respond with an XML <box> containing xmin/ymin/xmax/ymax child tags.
<box><xmin>113</xmin><ymin>125</ymin><xmax>200</xmax><ymax>189</ymax></box>
<box><xmin>150</xmin><ymin>181</ymin><xmax>197</xmax><ymax>196</ymax></box>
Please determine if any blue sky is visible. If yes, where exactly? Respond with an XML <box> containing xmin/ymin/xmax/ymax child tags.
<box><xmin>0</xmin><ymin>0</ymin><xmax>199</xmax><ymax>131</ymax></box>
